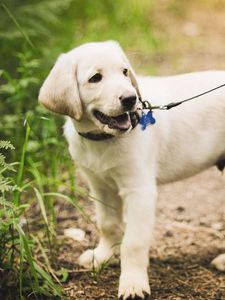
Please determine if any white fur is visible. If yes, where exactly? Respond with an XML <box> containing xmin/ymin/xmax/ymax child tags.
<box><xmin>39</xmin><ymin>41</ymin><xmax>225</xmax><ymax>300</ymax></box>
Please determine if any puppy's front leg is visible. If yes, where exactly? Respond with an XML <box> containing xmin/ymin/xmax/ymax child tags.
<box><xmin>79</xmin><ymin>180</ymin><xmax>123</xmax><ymax>269</ymax></box>
<box><xmin>118</xmin><ymin>184</ymin><xmax>157</xmax><ymax>300</ymax></box>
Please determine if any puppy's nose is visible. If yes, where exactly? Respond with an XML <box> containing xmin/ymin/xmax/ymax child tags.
<box><xmin>119</xmin><ymin>95</ymin><xmax>137</xmax><ymax>111</ymax></box>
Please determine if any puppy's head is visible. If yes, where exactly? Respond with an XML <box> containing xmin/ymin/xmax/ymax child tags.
<box><xmin>38</xmin><ymin>41</ymin><xmax>141</xmax><ymax>135</ymax></box>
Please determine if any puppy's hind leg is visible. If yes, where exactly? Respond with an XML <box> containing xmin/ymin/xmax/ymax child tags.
<box><xmin>78</xmin><ymin>183</ymin><xmax>123</xmax><ymax>269</ymax></box>
<box><xmin>211</xmin><ymin>162</ymin><xmax>225</xmax><ymax>272</ymax></box>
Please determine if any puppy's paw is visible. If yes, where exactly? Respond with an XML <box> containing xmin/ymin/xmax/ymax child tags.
<box><xmin>119</xmin><ymin>292</ymin><xmax>150</xmax><ymax>300</ymax></box>
<box><xmin>118</xmin><ymin>274</ymin><xmax>151</xmax><ymax>300</ymax></box>
<box><xmin>78</xmin><ymin>249</ymin><xmax>96</xmax><ymax>269</ymax></box>
<box><xmin>211</xmin><ymin>253</ymin><xmax>225</xmax><ymax>271</ymax></box>
<box><xmin>78</xmin><ymin>247</ymin><xmax>117</xmax><ymax>269</ymax></box>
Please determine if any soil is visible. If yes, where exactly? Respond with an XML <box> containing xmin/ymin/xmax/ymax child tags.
<box><xmin>58</xmin><ymin>1</ymin><xmax>225</xmax><ymax>299</ymax></box>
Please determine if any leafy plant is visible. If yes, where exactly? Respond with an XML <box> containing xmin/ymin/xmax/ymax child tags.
<box><xmin>0</xmin><ymin>136</ymin><xmax>64</xmax><ymax>299</ymax></box>
<box><xmin>0</xmin><ymin>7</ymin><xmax>73</xmax><ymax>294</ymax></box>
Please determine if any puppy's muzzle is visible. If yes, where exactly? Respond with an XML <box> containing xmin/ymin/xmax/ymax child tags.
<box><xmin>119</xmin><ymin>95</ymin><xmax>137</xmax><ymax>111</ymax></box>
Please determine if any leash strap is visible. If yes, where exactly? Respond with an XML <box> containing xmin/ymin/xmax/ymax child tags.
<box><xmin>147</xmin><ymin>83</ymin><xmax>225</xmax><ymax>111</ymax></box>
<box><xmin>138</xmin><ymin>82</ymin><xmax>225</xmax><ymax>130</ymax></box>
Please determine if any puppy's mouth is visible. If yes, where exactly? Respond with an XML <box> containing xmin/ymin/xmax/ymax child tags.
<box><xmin>93</xmin><ymin>110</ymin><xmax>138</xmax><ymax>131</ymax></box>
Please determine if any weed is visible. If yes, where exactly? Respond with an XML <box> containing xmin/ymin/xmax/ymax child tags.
<box><xmin>0</xmin><ymin>136</ymin><xmax>63</xmax><ymax>299</ymax></box>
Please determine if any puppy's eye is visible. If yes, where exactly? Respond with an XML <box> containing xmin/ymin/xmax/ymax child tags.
<box><xmin>123</xmin><ymin>68</ymin><xmax>128</xmax><ymax>76</ymax></box>
<box><xmin>89</xmin><ymin>73</ymin><xmax>102</xmax><ymax>83</ymax></box>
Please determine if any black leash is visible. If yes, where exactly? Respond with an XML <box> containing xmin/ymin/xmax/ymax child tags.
<box><xmin>138</xmin><ymin>82</ymin><xmax>225</xmax><ymax>130</ymax></box>
<box><xmin>141</xmin><ymin>82</ymin><xmax>225</xmax><ymax>111</ymax></box>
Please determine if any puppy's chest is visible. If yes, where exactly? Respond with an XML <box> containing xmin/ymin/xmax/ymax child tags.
<box><xmin>76</xmin><ymin>141</ymin><xmax>124</xmax><ymax>174</ymax></box>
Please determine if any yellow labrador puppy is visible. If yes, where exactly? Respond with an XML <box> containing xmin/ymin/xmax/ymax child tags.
<box><xmin>39</xmin><ymin>41</ymin><xmax>225</xmax><ymax>300</ymax></box>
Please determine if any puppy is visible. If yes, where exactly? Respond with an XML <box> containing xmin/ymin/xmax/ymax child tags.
<box><xmin>39</xmin><ymin>41</ymin><xmax>225</xmax><ymax>300</ymax></box>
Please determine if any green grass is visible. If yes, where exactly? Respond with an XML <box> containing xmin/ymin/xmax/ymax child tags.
<box><xmin>0</xmin><ymin>138</ymin><xmax>63</xmax><ymax>299</ymax></box>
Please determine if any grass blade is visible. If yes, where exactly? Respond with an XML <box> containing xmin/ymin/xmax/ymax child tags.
<box><xmin>14</xmin><ymin>222</ymin><xmax>39</xmax><ymax>293</ymax></box>
<box><xmin>33</xmin><ymin>262</ymin><xmax>63</xmax><ymax>297</ymax></box>
<box><xmin>1</xmin><ymin>3</ymin><xmax>37</xmax><ymax>53</ymax></box>
<box><xmin>14</xmin><ymin>121</ymin><xmax>30</xmax><ymax>206</ymax></box>
<box><xmin>32</xmin><ymin>235</ymin><xmax>62</xmax><ymax>284</ymax></box>
<box><xmin>43</xmin><ymin>192</ymin><xmax>97</xmax><ymax>228</ymax></box>
<box><xmin>34</xmin><ymin>188</ymin><xmax>48</xmax><ymax>226</ymax></box>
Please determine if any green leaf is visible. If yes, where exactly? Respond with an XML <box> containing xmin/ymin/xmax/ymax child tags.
<box><xmin>33</xmin><ymin>262</ymin><xmax>63</xmax><ymax>296</ymax></box>
<box><xmin>34</xmin><ymin>188</ymin><xmax>48</xmax><ymax>226</ymax></box>
<box><xmin>14</xmin><ymin>222</ymin><xmax>40</xmax><ymax>291</ymax></box>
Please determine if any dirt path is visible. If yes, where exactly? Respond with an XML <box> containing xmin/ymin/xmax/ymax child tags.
<box><xmin>60</xmin><ymin>1</ymin><xmax>225</xmax><ymax>299</ymax></box>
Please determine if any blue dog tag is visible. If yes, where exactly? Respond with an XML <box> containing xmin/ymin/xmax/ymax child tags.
<box><xmin>139</xmin><ymin>111</ymin><xmax>156</xmax><ymax>130</ymax></box>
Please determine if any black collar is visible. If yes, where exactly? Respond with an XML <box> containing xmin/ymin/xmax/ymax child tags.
<box><xmin>78</xmin><ymin>111</ymin><xmax>139</xmax><ymax>141</ymax></box>
<box><xmin>78</xmin><ymin>131</ymin><xmax>114</xmax><ymax>141</ymax></box>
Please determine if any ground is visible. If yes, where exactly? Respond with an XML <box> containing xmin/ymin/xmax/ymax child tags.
<box><xmin>41</xmin><ymin>1</ymin><xmax>225</xmax><ymax>299</ymax></box>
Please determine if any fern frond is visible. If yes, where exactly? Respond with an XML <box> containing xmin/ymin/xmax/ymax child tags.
<box><xmin>0</xmin><ymin>196</ymin><xmax>14</xmax><ymax>208</ymax></box>
<box><xmin>0</xmin><ymin>178</ymin><xmax>13</xmax><ymax>193</ymax></box>
<box><xmin>0</xmin><ymin>140</ymin><xmax>15</xmax><ymax>150</ymax></box>
<box><xmin>0</xmin><ymin>153</ymin><xmax>6</xmax><ymax>167</ymax></box>
<box><xmin>0</xmin><ymin>181</ymin><xmax>18</xmax><ymax>193</ymax></box>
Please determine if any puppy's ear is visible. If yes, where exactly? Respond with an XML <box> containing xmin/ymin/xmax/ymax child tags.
<box><xmin>121</xmin><ymin>52</ymin><xmax>142</xmax><ymax>99</ymax></box>
<box><xmin>38</xmin><ymin>54</ymin><xmax>83</xmax><ymax>121</ymax></box>
<box><xmin>128</xmin><ymin>65</ymin><xmax>142</xmax><ymax>99</ymax></box>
